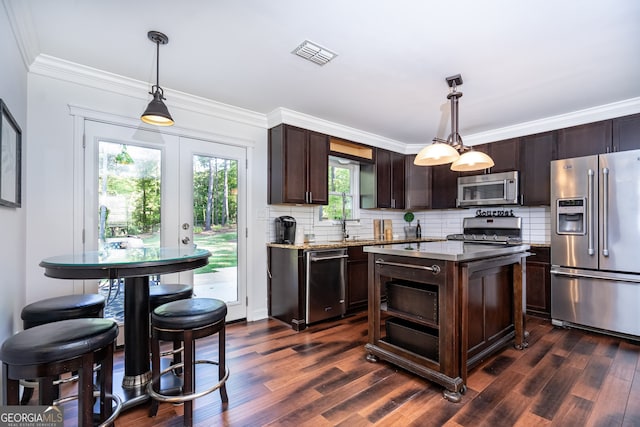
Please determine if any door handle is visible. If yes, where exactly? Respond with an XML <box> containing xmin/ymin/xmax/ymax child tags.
<box><xmin>182</xmin><ymin>237</ymin><xmax>191</xmax><ymax>245</ymax></box>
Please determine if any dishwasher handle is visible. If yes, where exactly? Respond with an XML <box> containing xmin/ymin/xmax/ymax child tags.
<box><xmin>310</xmin><ymin>254</ymin><xmax>349</xmax><ymax>262</ymax></box>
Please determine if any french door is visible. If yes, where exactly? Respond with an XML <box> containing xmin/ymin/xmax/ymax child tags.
<box><xmin>84</xmin><ymin>121</ymin><xmax>247</xmax><ymax>321</ymax></box>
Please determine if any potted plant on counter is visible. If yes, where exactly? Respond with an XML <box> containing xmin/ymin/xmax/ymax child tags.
<box><xmin>403</xmin><ymin>212</ymin><xmax>417</xmax><ymax>238</ymax></box>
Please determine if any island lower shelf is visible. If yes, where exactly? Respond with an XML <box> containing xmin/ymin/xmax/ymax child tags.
<box><xmin>364</xmin><ymin>243</ymin><xmax>529</xmax><ymax>402</ymax></box>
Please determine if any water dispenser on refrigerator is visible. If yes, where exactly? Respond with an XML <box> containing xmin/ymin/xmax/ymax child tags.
<box><xmin>556</xmin><ymin>198</ymin><xmax>586</xmax><ymax>235</ymax></box>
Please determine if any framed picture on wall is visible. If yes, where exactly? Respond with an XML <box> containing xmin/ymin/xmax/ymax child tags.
<box><xmin>0</xmin><ymin>99</ymin><xmax>22</xmax><ymax>208</ymax></box>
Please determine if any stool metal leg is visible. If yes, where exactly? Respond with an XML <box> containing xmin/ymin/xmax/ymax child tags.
<box><xmin>184</xmin><ymin>329</ymin><xmax>194</xmax><ymax>427</ymax></box>
<box><xmin>20</xmin><ymin>386</ymin><xmax>34</xmax><ymax>404</ymax></box>
<box><xmin>219</xmin><ymin>324</ymin><xmax>228</xmax><ymax>403</ymax></box>
<box><xmin>3</xmin><ymin>364</ymin><xmax>20</xmax><ymax>405</ymax></box>
<box><xmin>100</xmin><ymin>342</ymin><xmax>114</xmax><ymax>422</ymax></box>
<box><xmin>38</xmin><ymin>377</ymin><xmax>56</xmax><ymax>404</ymax></box>
<box><xmin>79</xmin><ymin>353</ymin><xmax>95</xmax><ymax>427</ymax></box>
<box><xmin>149</xmin><ymin>328</ymin><xmax>162</xmax><ymax>418</ymax></box>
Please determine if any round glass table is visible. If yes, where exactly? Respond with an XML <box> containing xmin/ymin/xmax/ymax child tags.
<box><xmin>40</xmin><ymin>246</ymin><xmax>211</xmax><ymax>409</ymax></box>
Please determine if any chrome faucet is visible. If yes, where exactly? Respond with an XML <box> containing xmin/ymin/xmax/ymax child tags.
<box><xmin>341</xmin><ymin>192</ymin><xmax>349</xmax><ymax>241</ymax></box>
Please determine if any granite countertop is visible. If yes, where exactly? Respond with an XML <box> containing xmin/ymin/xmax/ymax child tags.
<box><xmin>267</xmin><ymin>237</ymin><xmax>443</xmax><ymax>250</ymax></box>
<box><xmin>268</xmin><ymin>238</ymin><xmax>548</xmax><ymax>251</ymax></box>
<box><xmin>363</xmin><ymin>241</ymin><xmax>531</xmax><ymax>262</ymax></box>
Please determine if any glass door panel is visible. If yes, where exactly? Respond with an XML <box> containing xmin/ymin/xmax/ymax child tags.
<box><xmin>98</xmin><ymin>142</ymin><xmax>162</xmax><ymax>250</ymax></box>
<box><xmin>179</xmin><ymin>137</ymin><xmax>246</xmax><ymax>321</ymax></box>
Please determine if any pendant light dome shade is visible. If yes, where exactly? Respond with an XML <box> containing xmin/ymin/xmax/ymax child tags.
<box><xmin>141</xmin><ymin>31</ymin><xmax>174</xmax><ymax>126</ymax></box>
<box><xmin>141</xmin><ymin>86</ymin><xmax>174</xmax><ymax>126</ymax></box>
<box><xmin>450</xmin><ymin>150</ymin><xmax>495</xmax><ymax>171</ymax></box>
<box><xmin>414</xmin><ymin>74</ymin><xmax>494</xmax><ymax>172</ymax></box>
<box><xmin>414</xmin><ymin>140</ymin><xmax>460</xmax><ymax>165</ymax></box>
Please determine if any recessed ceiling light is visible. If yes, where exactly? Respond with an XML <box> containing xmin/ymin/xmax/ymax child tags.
<box><xmin>292</xmin><ymin>40</ymin><xmax>337</xmax><ymax>66</ymax></box>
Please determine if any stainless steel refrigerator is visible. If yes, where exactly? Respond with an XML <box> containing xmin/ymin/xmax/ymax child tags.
<box><xmin>551</xmin><ymin>149</ymin><xmax>640</xmax><ymax>338</ymax></box>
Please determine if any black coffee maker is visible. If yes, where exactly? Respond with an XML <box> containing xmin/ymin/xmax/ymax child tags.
<box><xmin>275</xmin><ymin>216</ymin><xmax>297</xmax><ymax>244</ymax></box>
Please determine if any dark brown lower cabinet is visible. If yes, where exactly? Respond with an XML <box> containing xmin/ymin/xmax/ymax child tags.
<box><xmin>346</xmin><ymin>246</ymin><xmax>368</xmax><ymax>313</ymax></box>
<box><xmin>526</xmin><ymin>246</ymin><xmax>551</xmax><ymax>318</ymax></box>
<box><xmin>267</xmin><ymin>247</ymin><xmax>306</xmax><ymax>331</ymax></box>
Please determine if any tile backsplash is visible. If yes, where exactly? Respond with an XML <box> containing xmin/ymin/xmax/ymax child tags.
<box><xmin>265</xmin><ymin>205</ymin><xmax>550</xmax><ymax>244</ymax></box>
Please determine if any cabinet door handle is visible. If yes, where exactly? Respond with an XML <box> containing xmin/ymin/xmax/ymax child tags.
<box><xmin>309</xmin><ymin>191</ymin><xmax>312</xmax><ymax>203</ymax></box>
<box><xmin>375</xmin><ymin>259</ymin><xmax>441</xmax><ymax>275</ymax></box>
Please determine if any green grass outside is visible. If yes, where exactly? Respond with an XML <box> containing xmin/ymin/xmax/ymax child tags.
<box><xmin>139</xmin><ymin>229</ymin><xmax>237</xmax><ymax>274</ymax></box>
<box><xmin>194</xmin><ymin>231</ymin><xmax>237</xmax><ymax>274</ymax></box>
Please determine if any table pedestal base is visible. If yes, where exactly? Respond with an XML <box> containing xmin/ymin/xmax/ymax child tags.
<box><xmin>123</xmin><ymin>371</ymin><xmax>152</xmax><ymax>389</ymax></box>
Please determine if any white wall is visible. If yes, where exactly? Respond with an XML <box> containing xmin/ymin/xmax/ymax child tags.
<box><xmin>25</xmin><ymin>63</ymin><xmax>269</xmax><ymax>321</ymax></box>
<box><xmin>0</xmin><ymin>1</ymin><xmax>28</xmax><ymax>402</ymax></box>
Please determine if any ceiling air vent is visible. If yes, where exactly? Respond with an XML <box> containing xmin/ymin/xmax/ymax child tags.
<box><xmin>292</xmin><ymin>40</ymin><xmax>337</xmax><ymax>66</ymax></box>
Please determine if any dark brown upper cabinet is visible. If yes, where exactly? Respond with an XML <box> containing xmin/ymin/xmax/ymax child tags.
<box><xmin>612</xmin><ymin>113</ymin><xmax>640</xmax><ymax>152</ymax></box>
<box><xmin>557</xmin><ymin>120</ymin><xmax>612</xmax><ymax>159</ymax></box>
<box><xmin>519</xmin><ymin>131</ymin><xmax>556</xmax><ymax>206</ymax></box>
<box><xmin>486</xmin><ymin>138</ymin><xmax>520</xmax><ymax>173</ymax></box>
<box><xmin>268</xmin><ymin>124</ymin><xmax>329</xmax><ymax>205</ymax></box>
<box><xmin>361</xmin><ymin>148</ymin><xmax>405</xmax><ymax>209</ymax></box>
<box><xmin>404</xmin><ymin>154</ymin><xmax>432</xmax><ymax>210</ymax></box>
<box><xmin>459</xmin><ymin>138</ymin><xmax>519</xmax><ymax>176</ymax></box>
<box><xmin>430</xmin><ymin>164</ymin><xmax>459</xmax><ymax>209</ymax></box>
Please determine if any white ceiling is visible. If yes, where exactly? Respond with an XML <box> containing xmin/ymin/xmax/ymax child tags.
<box><xmin>10</xmin><ymin>0</ymin><xmax>640</xmax><ymax>144</ymax></box>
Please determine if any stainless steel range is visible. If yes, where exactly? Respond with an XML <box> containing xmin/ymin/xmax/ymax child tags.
<box><xmin>447</xmin><ymin>216</ymin><xmax>523</xmax><ymax>245</ymax></box>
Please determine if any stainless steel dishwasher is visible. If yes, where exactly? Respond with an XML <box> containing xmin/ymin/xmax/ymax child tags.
<box><xmin>305</xmin><ymin>248</ymin><xmax>348</xmax><ymax>324</ymax></box>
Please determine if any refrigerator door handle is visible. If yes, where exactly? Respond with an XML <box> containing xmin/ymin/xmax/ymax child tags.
<box><xmin>602</xmin><ymin>167</ymin><xmax>609</xmax><ymax>257</ymax></box>
<box><xmin>587</xmin><ymin>169</ymin><xmax>595</xmax><ymax>256</ymax></box>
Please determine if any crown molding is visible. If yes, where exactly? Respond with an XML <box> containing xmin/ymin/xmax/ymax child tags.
<box><xmin>462</xmin><ymin>97</ymin><xmax>640</xmax><ymax>145</ymax></box>
<box><xmin>29</xmin><ymin>55</ymin><xmax>268</xmax><ymax>129</ymax></box>
<box><xmin>267</xmin><ymin>107</ymin><xmax>406</xmax><ymax>152</ymax></box>
<box><xmin>407</xmin><ymin>97</ymin><xmax>640</xmax><ymax>152</ymax></box>
<box><xmin>3</xmin><ymin>0</ymin><xmax>39</xmax><ymax>69</ymax></box>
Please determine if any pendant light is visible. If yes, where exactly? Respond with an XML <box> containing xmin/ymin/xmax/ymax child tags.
<box><xmin>414</xmin><ymin>74</ymin><xmax>494</xmax><ymax>172</ymax></box>
<box><xmin>141</xmin><ymin>31</ymin><xmax>174</xmax><ymax>126</ymax></box>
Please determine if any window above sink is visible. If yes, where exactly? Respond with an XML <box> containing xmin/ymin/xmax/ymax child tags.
<box><xmin>319</xmin><ymin>157</ymin><xmax>360</xmax><ymax>223</ymax></box>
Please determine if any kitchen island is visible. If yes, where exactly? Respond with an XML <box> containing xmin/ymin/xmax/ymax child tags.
<box><xmin>364</xmin><ymin>241</ymin><xmax>530</xmax><ymax>402</ymax></box>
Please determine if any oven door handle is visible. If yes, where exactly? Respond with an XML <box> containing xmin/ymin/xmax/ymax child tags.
<box><xmin>375</xmin><ymin>259</ymin><xmax>441</xmax><ymax>274</ymax></box>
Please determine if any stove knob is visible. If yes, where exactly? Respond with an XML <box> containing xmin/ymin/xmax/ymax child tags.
<box><xmin>493</xmin><ymin>234</ymin><xmax>499</xmax><ymax>241</ymax></box>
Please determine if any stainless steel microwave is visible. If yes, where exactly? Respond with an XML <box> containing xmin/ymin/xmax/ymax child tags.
<box><xmin>457</xmin><ymin>171</ymin><xmax>520</xmax><ymax>207</ymax></box>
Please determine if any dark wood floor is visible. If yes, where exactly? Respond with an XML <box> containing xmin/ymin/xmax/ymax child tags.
<box><xmin>60</xmin><ymin>312</ymin><xmax>640</xmax><ymax>426</ymax></box>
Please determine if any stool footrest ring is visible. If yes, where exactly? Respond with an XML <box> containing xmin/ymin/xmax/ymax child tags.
<box><xmin>147</xmin><ymin>360</ymin><xmax>229</xmax><ymax>403</ymax></box>
<box><xmin>159</xmin><ymin>345</ymin><xmax>184</xmax><ymax>357</ymax></box>
<box><xmin>20</xmin><ymin>365</ymin><xmax>101</xmax><ymax>389</ymax></box>
<box><xmin>54</xmin><ymin>390</ymin><xmax>122</xmax><ymax>427</ymax></box>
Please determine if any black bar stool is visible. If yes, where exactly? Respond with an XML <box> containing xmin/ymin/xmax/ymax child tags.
<box><xmin>148</xmin><ymin>298</ymin><xmax>229</xmax><ymax>427</ymax></box>
<box><xmin>1</xmin><ymin>318</ymin><xmax>121</xmax><ymax>427</ymax></box>
<box><xmin>150</xmin><ymin>284</ymin><xmax>194</xmax><ymax>370</ymax></box>
<box><xmin>149</xmin><ymin>284</ymin><xmax>194</xmax><ymax>311</ymax></box>
<box><xmin>19</xmin><ymin>294</ymin><xmax>106</xmax><ymax>404</ymax></box>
